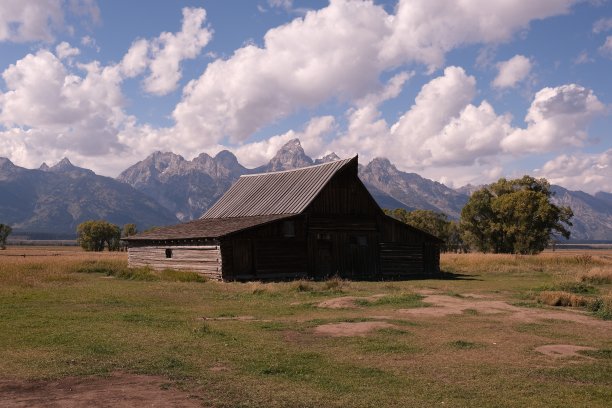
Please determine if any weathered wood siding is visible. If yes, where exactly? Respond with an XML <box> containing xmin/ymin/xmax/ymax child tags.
<box><xmin>128</xmin><ymin>245</ymin><xmax>222</xmax><ymax>280</ymax></box>
<box><xmin>379</xmin><ymin>216</ymin><xmax>440</xmax><ymax>277</ymax></box>
<box><xmin>220</xmin><ymin>216</ymin><xmax>308</xmax><ymax>281</ymax></box>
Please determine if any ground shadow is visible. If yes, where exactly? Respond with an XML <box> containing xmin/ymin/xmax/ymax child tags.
<box><xmin>433</xmin><ymin>270</ymin><xmax>482</xmax><ymax>281</ymax></box>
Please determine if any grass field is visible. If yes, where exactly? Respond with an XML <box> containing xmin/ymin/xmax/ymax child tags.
<box><xmin>0</xmin><ymin>247</ymin><xmax>611</xmax><ymax>407</ymax></box>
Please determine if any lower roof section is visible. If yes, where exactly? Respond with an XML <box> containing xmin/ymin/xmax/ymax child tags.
<box><xmin>123</xmin><ymin>214</ymin><xmax>294</xmax><ymax>242</ymax></box>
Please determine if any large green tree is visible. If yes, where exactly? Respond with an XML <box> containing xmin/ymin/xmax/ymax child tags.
<box><xmin>77</xmin><ymin>220</ymin><xmax>121</xmax><ymax>252</ymax></box>
<box><xmin>460</xmin><ymin>176</ymin><xmax>573</xmax><ymax>254</ymax></box>
<box><xmin>0</xmin><ymin>224</ymin><xmax>12</xmax><ymax>250</ymax></box>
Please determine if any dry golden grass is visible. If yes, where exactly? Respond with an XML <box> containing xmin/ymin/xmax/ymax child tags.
<box><xmin>537</xmin><ymin>291</ymin><xmax>592</xmax><ymax>307</ymax></box>
<box><xmin>579</xmin><ymin>267</ymin><xmax>612</xmax><ymax>284</ymax></box>
<box><xmin>0</xmin><ymin>246</ymin><xmax>126</xmax><ymax>287</ymax></box>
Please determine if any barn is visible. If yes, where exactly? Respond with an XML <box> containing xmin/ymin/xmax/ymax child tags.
<box><xmin>123</xmin><ymin>156</ymin><xmax>441</xmax><ymax>281</ymax></box>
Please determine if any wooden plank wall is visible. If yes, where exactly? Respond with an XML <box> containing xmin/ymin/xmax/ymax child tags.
<box><xmin>379</xmin><ymin>242</ymin><xmax>424</xmax><ymax>277</ymax></box>
<box><xmin>128</xmin><ymin>245</ymin><xmax>222</xmax><ymax>280</ymax></box>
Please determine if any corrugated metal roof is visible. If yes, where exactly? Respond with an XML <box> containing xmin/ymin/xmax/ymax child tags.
<box><xmin>123</xmin><ymin>214</ymin><xmax>294</xmax><ymax>241</ymax></box>
<box><xmin>202</xmin><ymin>156</ymin><xmax>356</xmax><ymax>219</ymax></box>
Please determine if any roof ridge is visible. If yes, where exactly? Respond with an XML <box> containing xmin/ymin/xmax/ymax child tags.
<box><xmin>241</xmin><ymin>156</ymin><xmax>355</xmax><ymax>177</ymax></box>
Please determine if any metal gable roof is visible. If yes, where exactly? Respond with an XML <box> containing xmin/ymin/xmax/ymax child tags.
<box><xmin>123</xmin><ymin>214</ymin><xmax>295</xmax><ymax>241</ymax></box>
<box><xmin>202</xmin><ymin>157</ymin><xmax>356</xmax><ymax>219</ymax></box>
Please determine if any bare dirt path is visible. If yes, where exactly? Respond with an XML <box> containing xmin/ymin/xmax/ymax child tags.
<box><xmin>0</xmin><ymin>373</ymin><xmax>202</xmax><ymax>408</ymax></box>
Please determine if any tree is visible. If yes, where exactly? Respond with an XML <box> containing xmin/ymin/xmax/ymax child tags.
<box><xmin>77</xmin><ymin>220</ymin><xmax>121</xmax><ymax>252</ymax></box>
<box><xmin>0</xmin><ymin>224</ymin><xmax>12</xmax><ymax>250</ymax></box>
<box><xmin>460</xmin><ymin>176</ymin><xmax>573</xmax><ymax>254</ymax></box>
<box><xmin>122</xmin><ymin>223</ymin><xmax>137</xmax><ymax>238</ymax></box>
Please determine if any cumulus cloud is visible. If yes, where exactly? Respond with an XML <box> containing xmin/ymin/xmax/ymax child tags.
<box><xmin>55</xmin><ymin>41</ymin><xmax>80</xmax><ymax>60</ymax></box>
<box><xmin>593</xmin><ymin>17</ymin><xmax>612</xmax><ymax>33</ymax></box>
<box><xmin>502</xmin><ymin>84</ymin><xmax>606</xmax><ymax>153</ymax></box>
<box><xmin>268</xmin><ymin>0</ymin><xmax>293</xmax><ymax>10</ymax></box>
<box><xmin>332</xmin><ymin>65</ymin><xmax>606</xmax><ymax>182</ymax></box>
<box><xmin>172</xmin><ymin>0</ymin><xmax>577</xmax><ymax>145</ymax></box>
<box><xmin>600</xmin><ymin>36</ymin><xmax>612</xmax><ymax>57</ymax></box>
<box><xmin>143</xmin><ymin>8</ymin><xmax>212</xmax><ymax>95</ymax></box>
<box><xmin>381</xmin><ymin>0</ymin><xmax>574</xmax><ymax>70</ymax></box>
<box><xmin>0</xmin><ymin>0</ymin><xmax>99</xmax><ymax>43</ymax></box>
<box><xmin>538</xmin><ymin>150</ymin><xmax>612</xmax><ymax>193</ymax></box>
<box><xmin>492</xmin><ymin>55</ymin><xmax>532</xmax><ymax>89</ymax></box>
<box><xmin>387</xmin><ymin>67</ymin><xmax>514</xmax><ymax>167</ymax></box>
<box><xmin>0</xmin><ymin>50</ymin><xmax>127</xmax><ymax>156</ymax></box>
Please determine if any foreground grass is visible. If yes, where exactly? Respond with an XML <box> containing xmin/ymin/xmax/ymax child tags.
<box><xmin>0</xmin><ymin>247</ymin><xmax>611</xmax><ymax>407</ymax></box>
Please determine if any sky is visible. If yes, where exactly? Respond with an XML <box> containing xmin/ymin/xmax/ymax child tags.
<box><xmin>0</xmin><ymin>0</ymin><xmax>611</xmax><ymax>193</ymax></box>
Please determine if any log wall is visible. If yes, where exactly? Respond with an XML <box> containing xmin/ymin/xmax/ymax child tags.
<box><xmin>128</xmin><ymin>245</ymin><xmax>222</xmax><ymax>280</ymax></box>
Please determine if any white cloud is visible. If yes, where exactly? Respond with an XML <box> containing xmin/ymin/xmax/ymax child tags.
<box><xmin>172</xmin><ymin>0</ymin><xmax>577</xmax><ymax>145</ymax></box>
<box><xmin>0</xmin><ymin>0</ymin><xmax>99</xmax><ymax>43</ymax></box>
<box><xmin>143</xmin><ymin>7</ymin><xmax>212</xmax><ymax>95</ymax></box>
<box><xmin>573</xmin><ymin>50</ymin><xmax>593</xmax><ymax>65</ymax></box>
<box><xmin>268</xmin><ymin>0</ymin><xmax>293</xmax><ymax>10</ymax></box>
<box><xmin>492</xmin><ymin>55</ymin><xmax>532</xmax><ymax>89</ymax></box>
<box><xmin>600</xmin><ymin>36</ymin><xmax>612</xmax><ymax>57</ymax></box>
<box><xmin>502</xmin><ymin>84</ymin><xmax>606</xmax><ymax>154</ymax></box>
<box><xmin>120</xmin><ymin>39</ymin><xmax>149</xmax><ymax>78</ymax></box>
<box><xmin>0</xmin><ymin>50</ymin><xmax>127</xmax><ymax>156</ymax></box>
<box><xmin>538</xmin><ymin>150</ymin><xmax>612</xmax><ymax>193</ymax></box>
<box><xmin>387</xmin><ymin>67</ymin><xmax>514</xmax><ymax>167</ymax></box>
<box><xmin>55</xmin><ymin>41</ymin><xmax>80</xmax><ymax>60</ymax></box>
<box><xmin>381</xmin><ymin>0</ymin><xmax>574</xmax><ymax>70</ymax></box>
<box><xmin>593</xmin><ymin>17</ymin><xmax>612</xmax><ymax>33</ymax></box>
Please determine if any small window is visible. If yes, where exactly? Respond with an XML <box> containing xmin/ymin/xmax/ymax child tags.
<box><xmin>165</xmin><ymin>248</ymin><xmax>173</xmax><ymax>258</ymax></box>
<box><xmin>283</xmin><ymin>220</ymin><xmax>295</xmax><ymax>237</ymax></box>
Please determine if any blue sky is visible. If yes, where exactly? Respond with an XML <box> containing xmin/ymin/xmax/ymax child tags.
<box><xmin>0</xmin><ymin>0</ymin><xmax>610</xmax><ymax>193</ymax></box>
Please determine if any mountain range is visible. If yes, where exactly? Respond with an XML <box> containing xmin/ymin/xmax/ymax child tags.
<box><xmin>0</xmin><ymin>157</ymin><xmax>177</xmax><ymax>238</ymax></box>
<box><xmin>1</xmin><ymin>139</ymin><xmax>611</xmax><ymax>240</ymax></box>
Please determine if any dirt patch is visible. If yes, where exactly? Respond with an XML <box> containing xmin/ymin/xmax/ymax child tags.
<box><xmin>314</xmin><ymin>321</ymin><xmax>397</xmax><ymax>337</ymax></box>
<box><xmin>0</xmin><ymin>372</ymin><xmax>201</xmax><ymax>408</ymax></box>
<box><xmin>200</xmin><ymin>315</ymin><xmax>271</xmax><ymax>322</ymax></box>
<box><xmin>398</xmin><ymin>295</ymin><xmax>519</xmax><ymax>317</ymax></box>
<box><xmin>398</xmin><ymin>294</ymin><xmax>612</xmax><ymax>328</ymax></box>
<box><xmin>317</xmin><ymin>294</ymin><xmax>386</xmax><ymax>309</ymax></box>
<box><xmin>535</xmin><ymin>344</ymin><xmax>597</xmax><ymax>358</ymax></box>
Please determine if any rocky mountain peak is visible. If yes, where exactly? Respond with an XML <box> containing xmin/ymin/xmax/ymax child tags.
<box><xmin>314</xmin><ymin>152</ymin><xmax>341</xmax><ymax>164</ymax></box>
<box><xmin>39</xmin><ymin>162</ymin><xmax>50</xmax><ymax>171</ymax></box>
<box><xmin>48</xmin><ymin>158</ymin><xmax>94</xmax><ymax>177</ymax></box>
<box><xmin>264</xmin><ymin>138</ymin><xmax>313</xmax><ymax>171</ymax></box>
<box><xmin>50</xmin><ymin>157</ymin><xmax>74</xmax><ymax>170</ymax></box>
<box><xmin>0</xmin><ymin>157</ymin><xmax>15</xmax><ymax>170</ymax></box>
<box><xmin>214</xmin><ymin>150</ymin><xmax>240</xmax><ymax>167</ymax></box>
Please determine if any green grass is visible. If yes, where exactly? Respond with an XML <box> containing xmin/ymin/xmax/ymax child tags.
<box><xmin>0</xmin><ymin>248</ymin><xmax>611</xmax><ymax>407</ymax></box>
<box><xmin>354</xmin><ymin>293</ymin><xmax>426</xmax><ymax>307</ymax></box>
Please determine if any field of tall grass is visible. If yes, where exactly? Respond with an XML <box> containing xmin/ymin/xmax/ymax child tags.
<box><xmin>0</xmin><ymin>247</ymin><xmax>611</xmax><ymax>407</ymax></box>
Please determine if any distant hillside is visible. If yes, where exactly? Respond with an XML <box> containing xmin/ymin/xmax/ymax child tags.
<box><xmin>358</xmin><ymin>158</ymin><xmax>469</xmax><ymax>219</ymax></box>
<box><xmin>0</xmin><ymin>157</ymin><xmax>178</xmax><ymax>236</ymax></box>
<box><xmin>3</xmin><ymin>138</ymin><xmax>611</xmax><ymax>240</ymax></box>
<box><xmin>117</xmin><ymin>150</ymin><xmax>246</xmax><ymax>221</ymax></box>
<box><xmin>550</xmin><ymin>186</ymin><xmax>612</xmax><ymax>241</ymax></box>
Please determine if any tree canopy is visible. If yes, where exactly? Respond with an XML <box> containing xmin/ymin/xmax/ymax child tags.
<box><xmin>0</xmin><ymin>224</ymin><xmax>12</xmax><ymax>250</ymax></box>
<box><xmin>460</xmin><ymin>176</ymin><xmax>573</xmax><ymax>254</ymax></box>
<box><xmin>77</xmin><ymin>220</ymin><xmax>121</xmax><ymax>252</ymax></box>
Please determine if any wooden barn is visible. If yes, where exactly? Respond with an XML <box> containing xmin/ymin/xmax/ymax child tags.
<box><xmin>123</xmin><ymin>157</ymin><xmax>441</xmax><ymax>281</ymax></box>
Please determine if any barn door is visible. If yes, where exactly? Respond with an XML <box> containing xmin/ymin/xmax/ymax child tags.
<box><xmin>310</xmin><ymin>231</ymin><xmax>335</xmax><ymax>279</ymax></box>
